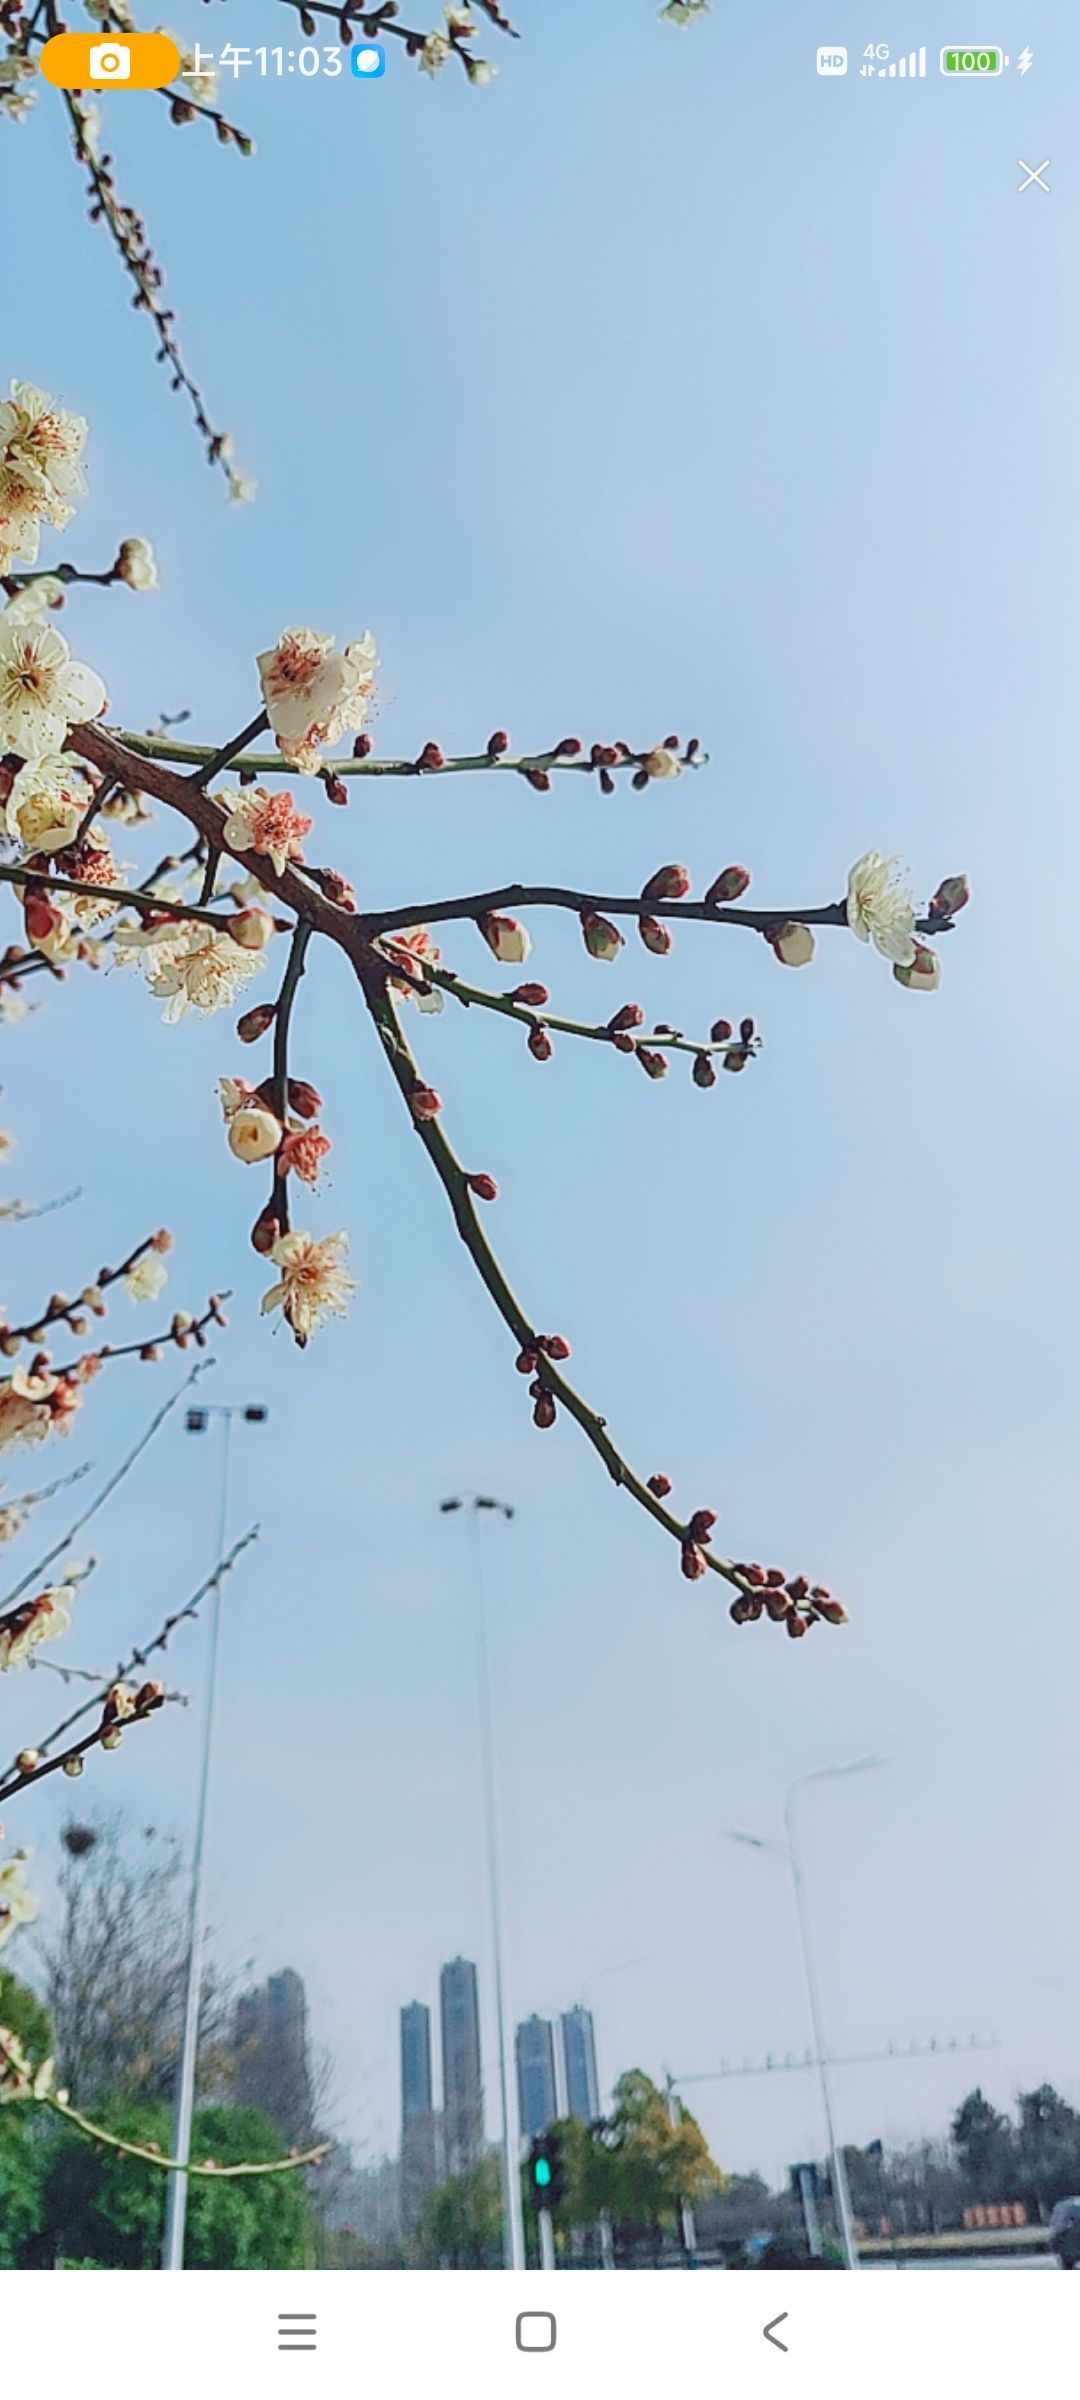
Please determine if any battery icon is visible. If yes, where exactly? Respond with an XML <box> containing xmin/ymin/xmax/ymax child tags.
<box><xmin>940</xmin><ymin>45</ymin><xmax>1004</xmax><ymax>73</ymax></box>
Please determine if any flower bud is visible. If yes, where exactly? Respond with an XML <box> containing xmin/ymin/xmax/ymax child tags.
<box><xmin>135</xmin><ymin>1681</ymin><xmax>166</xmax><ymax>1711</ymax></box>
<box><xmin>538</xmin><ymin>1333</ymin><xmax>571</xmax><ymax>1361</ymax></box>
<box><xmin>681</xmin><ymin>1541</ymin><xmax>707</xmax><ymax>1580</ymax></box>
<box><xmin>929</xmin><ymin>873</ymin><xmax>970</xmax><ymax>918</ymax></box>
<box><xmin>554</xmin><ymin>737</ymin><xmax>582</xmax><ymax>757</ymax></box>
<box><xmin>786</xmin><ymin>1609</ymin><xmax>809</xmax><ymax>1639</ymax></box>
<box><xmin>515</xmin><ymin>1349</ymin><xmax>538</xmax><ymax>1374</ymax></box>
<box><xmin>237</xmin><ymin>1003</ymin><xmax>276</xmax><ymax>1044</ymax></box>
<box><xmin>687</xmin><ymin>1508</ymin><xmax>717</xmax><ymax>1544</ymax></box>
<box><xmin>287</xmin><ymin>1079</ymin><xmax>323</xmax><ymax>1120</ymax></box>
<box><xmin>228</xmin><ymin>908</ymin><xmax>275</xmax><ymax>951</ymax></box>
<box><xmin>527</xmin><ymin>1024</ymin><xmax>553</xmax><ymax>1062</ymax></box>
<box><xmin>324</xmin><ymin>774</ymin><xmax>348</xmax><ymax>806</ymax></box>
<box><xmin>692</xmin><ymin>1053</ymin><xmax>716</xmax><ymax>1088</ymax></box>
<box><xmin>510</xmin><ymin>983</ymin><xmax>549</xmax><ymax>1007</ymax></box>
<box><xmin>608</xmin><ymin>1003</ymin><xmax>644</xmax><ymax>1034</ymax></box>
<box><xmin>580</xmin><ymin>912</ymin><xmax>624</xmax><ymax>963</ymax></box>
<box><xmin>352</xmin><ymin>734</ymin><xmax>373</xmax><ymax>759</ymax></box>
<box><xmin>524</xmin><ymin>768</ymin><xmax>552</xmax><ymax>792</ymax></box>
<box><xmin>101</xmin><ymin>1728</ymin><xmax>123</xmax><ymax>1751</ymax></box>
<box><xmin>15</xmin><ymin>1750</ymin><xmax>40</xmax><ymax>1774</ymax></box>
<box><xmin>647</xmin><ymin>1473</ymin><xmax>672</xmax><ymax>1499</ymax></box>
<box><xmin>893</xmin><ymin>940</ymin><xmax>941</xmax><ymax>992</ymax></box>
<box><xmin>637</xmin><ymin>1048</ymin><xmax>668</xmax><ymax>1079</ymax></box>
<box><xmin>416</xmin><ymin>742</ymin><xmax>445</xmax><ymax>773</ymax></box>
<box><xmin>533</xmin><ymin>1390</ymin><xmax>557</xmax><ymax>1430</ymax></box>
<box><xmin>642</xmin><ymin>746</ymin><xmax>681</xmax><ymax>781</ymax></box>
<box><xmin>250</xmin><ymin>1207</ymin><xmax>280</xmax><ymax>1256</ymax></box>
<box><xmin>638</xmin><ymin>918</ymin><xmax>672</xmax><ymax>957</ymax></box>
<box><xmin>786</xmin><ymin>1575</ymin><xmax>810</xmax><ymax>1601</ymax></box>
<box><xmin>408</xmin><ymin>1084</ymin><xmax>442</xmax><ymax>1123</ymax></box>
<box><xmin>764</xmin><ymin>1591</ymin><xmax>789</xmax><ymax>1622</ymax></box>
<box><xmin>767</xmin><ymin>921</ymin><xmax>815</xmax><ymax>968</ymax></box>
<box><xmin>640</xmin><ymin>864</ymin><xmax>690</xmax><ymax>905</ymax></box>
<box><xmin>486</xmin><ymin>730</ymin><xmax>510</xmax><ymax>757</ymax></box>
<box><xmin>739</xmin><ymin>1018</ymin><xmax>755</xmax><ymax>1044</ymax></box>
<box><xmin>466</xmin><ymin>1173</ymin><xmax>499</xmax><ymax>1201</ymax></box>
<box><xmin>478</xmin><ymin>912</ymin><xmax>531</xmax><ymax>966</ymax></box>
<box><xmin>62</xmin><ymin>1755</ymin><xmax>85</xmax><ymax>1777</ymax></box>
<box><xmin>705</xmin><ymin>866</ymin><xmax>751</xmax><ymax>906</ymax></box>
<box><xmin>227</xmin><ymin>1106</ymin><xmax>282</xmax><ymax>1164</ymax></box>
<box><xmin>599</xmin><ymin>768</ymin><xmax>615</xmax><ymax>795</ymax></box>
<box><xmin>811</xmin><ymin>1593</ymin><xmax>848</xmax><ymax>1626</ymax></box>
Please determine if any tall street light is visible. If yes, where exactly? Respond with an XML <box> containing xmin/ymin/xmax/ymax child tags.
<box><xmin>161</xmin><ymin>1400</ymin><xmax>267</xmax><ymax>2273</ymax></box>
<box><xmin>727</xmin><ymin>1756</ymin><xmax>884</xmax><ymax>2272</ymax></box>
<box><xmin>440</xmin><ymin>1495</ymin><xmax>525</xmax><ymax>2273</ymax></box>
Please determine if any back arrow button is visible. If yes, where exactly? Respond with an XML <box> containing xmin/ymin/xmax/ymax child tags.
<box><xmin>763</xmin><ymin>2313</ymin><xmax>789</xmax><ymax>2353</ymax></box>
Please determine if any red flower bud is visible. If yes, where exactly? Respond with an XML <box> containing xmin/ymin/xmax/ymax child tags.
<box><xmin>692</xmin><ymin>1053</ymin><xmax>716</xmax><ymax>1088</ymax></box>
<box><xmin>466</xmin><ymin>1173</ymin><xmax>499</xmax><ymax>1202</ymax></box>
<box><xmin>785</xmin><ymin>1574</ymin><xmax>810</xmax><ymax>1602</ymax></box>
<box><xmin>580</xmin><ymin>911</ymin><xmax>624</xmax><ymax>963</ymax></box>
<box><xmin>640</xmin><ymin>864</ymin><xmax>691</xmax><ymax>905</ymax></box>
<box><xmin>929</xmin><ymin>873</ymin><xmax>970</xmax><ymax>918</ymax></box>
<box><xmin>250</xmin><ymin>1209</ymin><xmax>280</xmax><ymax>1256</ymax></box>
<box><xmin>416</xmin><ymin>742</ymin><xmax>445</xmax><ymax>772</ymax></box>
<box><xmin>765</xmin><ymin>1568</ymin><xmax>785</xmax><ymax>1587</ymax></box>
<box><xmin>811</xmin><ymin>1593</ymin><xmax>848</xmax><ymax>1626</ymax></box>
<box><xmin>524</xmin><ymin>767</ymin><xmax>552</xmax><ymax>793</ymax></box>
<box><xmin>608</xmin><ymin>1003</ymin><xmax>644</xmax><ymax>1034</ymax></box>
<box><xmin>324</xmin><ymin>775</ymin><xmax>348</xmax><ymax>806</ymax></box>
<box><xmin>287</xmin><ymin>1078</ymin><xmax>322</xmax><ymax>1119</ymax></box>
<box><xmin>638</xmin><ymin>918</ymin><xmax>672</xmax><ymax>957</ymax></box>
<box><xmin>739</xmin><ymin>1018</ymin><xmax>755</xmax><ymax>1044</ymax></box>
<box><xmin>681</xmin><ymin>1542</ymin><xmax>707</xmax><ymax>1581</ymax></box>
<box><xmin>237</xmin><ymin>1003</ymin><xmax>276</xmax><ymax>1044</ymax></box>
<box><xmin>709</xmin><ymin>1019</ymin><xmax>733</xmax><ymax>1043</ymax></box>
<box><xmin>705</xmin><ymin>865</ymin><xmax>751</xmax><ymax>906</ymax></box>
<box><xmin>487</xmin><ymin>730</ymin><xmax>510</xmax><ymax>757</ymax></box>
<box><xmin>538</xmin><ymin>1333</ymin><xmax>571</xmax><ymax>1361</ymax></box>
<box><xmin>599</xmin><ymin>768</ymin><xmax>615</xmax><ymax>795</ymax></box>
<box><xmin>647</xmin><ymin>1473</ymin><xmax>672</xmax><ymax>1499</ymax></box>
<box><xmin>510</xmin><ymin>983</ymin><xmax>549</xmax><ymax>1007</ymax></box>
<box><xmin>687</xmin><ymin>1508</ymin><xmax>717</xmax><ymax>1544</ymax></box>
<box><xmin>786</xmin><ymin>1609</ymin><xmax>809</xmax><ymax>1639</ymax></box>
<box><xmin>765</xmin><ymin>1591</ymin><xmax>789</xmax><ymax>1623</ymax></box>
<box><xmin>408</xmin><ymin>1084</ymin><xmax>442</xmax><ymax>1123</ymax></box>
<box><xmin>612</xmin><ymin>1032</ymin><xmax>636</xmax><ymax>1053</ymax></box>
<box><xmin>533</xmin><ymin>1390</ymin><xmax>557</xmax><ymax>1430</ymax></box>
<box><xmin>745</xmin><ymin>1563</ymin><xmax>765</xmax><ymax>1586</ymax></box>
<box><xmin>528</xmin><ymin>1025</ymin><xmax>553</xmax><ymax>1062</ymax></box>
<box><xmin>555</xmin><ymin>737</ymin><xmax>582</xmax><ymax>757</ymax></box>
<box><xmin>637</xmin><ymin>1048</ymin><xmax>668</xmax><ymax>1079</ymax></box>
<box><xmin>516</xmin><ymin>1348</ymin><xmax>538</xmax><ymax>1374</ymax></box>
<box><xmin>352</xmin><ymin>734</ymin><xmax>373</xmax><ymax>759</ymax></box>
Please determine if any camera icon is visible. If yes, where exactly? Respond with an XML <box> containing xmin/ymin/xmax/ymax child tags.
<box><xmin>351</xmin><ymin>42</ymin><xmax>385</xmax><ymax>77</ymax></box>
<box><xmin>88</xmin><ymin>40</ymin><xmax>131</xmax><ymax>77</ymax></box>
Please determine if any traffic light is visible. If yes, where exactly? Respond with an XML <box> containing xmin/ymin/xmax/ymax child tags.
<box><xmin>526</xmin><ymin>2132</ymin><xmax>566</xmax><ymax>2214</ymax></box>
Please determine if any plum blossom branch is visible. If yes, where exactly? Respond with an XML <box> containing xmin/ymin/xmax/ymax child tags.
<box><xmin>4</xmin><ymin>1525</ymin><xmax>258</xmax><ymax>1766</ymax></box>
<box><xmin>364</xmin><ymin>882</ymin><xmax>949</xmax><ymax>943</ymax></box>
<box><xmin>357</xmin><ymin>973</ymin><xmax>835</xmax><ymax>1624</ymax></box>
<box><xmin>0</xmin><ymin>858</ymin><xmax>234</xmax><ymax>932</ymax></box>
<box><xmin>0</xmin><ymin>1359</ymin><xmax>214</xmax><ymax>1615</ymax></box>
<box><xmin>108</xmin><ymin>726</ymin><xmax>705</xmax><ymax>788</ymax></box>
<box><xmin>0</xmin><ymin>1679</ymin><xmax>167</xmax><ymax>1800</ymax></box>
<box><xmin>384</xmin><ymin>946</ymin><xmax>759</xmax><ymax>1070</ymax></box>
<box><xmin>47</xmin><ymin>1290</ymin><xmax>230</xmax><ymax>1380</ymax></box>
<box><xmin>0</xmin><ymin>1227</ymin><xmax>174</xmax><ymax>1353</ymax></box>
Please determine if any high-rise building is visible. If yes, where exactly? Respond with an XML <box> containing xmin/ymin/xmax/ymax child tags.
<box><xmin>440</xmin><ymin>1956</ymin><xmax>484</xmax><ymax>2177</ymax></box>
<box><xmin>560</xmin><ymin>2005</ymin><xmax>600</xmax><ymax>2124</ymax></box>
<box><xmin>515</xmin><ymin>2015</ymin><xmax>557</xmax><ymax>2139</ymax></box>
<box><xmin>400</xmin><ymin>2000</ymin><xmax>439</xmax><ymax>2225</ymax></box>
<box><xmin>232</xmin><ymin>1967</ymin><xmax>315</xmax><ymax>2146</ymax></box>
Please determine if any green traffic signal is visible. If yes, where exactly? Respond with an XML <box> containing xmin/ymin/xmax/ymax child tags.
<box><xmin>534</xmin><ymin>2158</ymin><xmax>552</xmax><ymax>2188</ymax></box>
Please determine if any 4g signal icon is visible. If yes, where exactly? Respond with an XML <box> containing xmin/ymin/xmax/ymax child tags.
<box><xmin>859</xmin><ymin>44</ymin><xmax>928</xmax><ymax>78</ymax></box>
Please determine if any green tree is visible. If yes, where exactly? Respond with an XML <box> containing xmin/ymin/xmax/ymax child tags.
<box><xmin>0</xmin><ymin>1970</ymin><xmax>53</xmax><ymax>2266</ymax></box>
<box><xmin>950</xmin><ymin>2089</ymin><xmax>1015</xmax><ymax>2201</ymax></box>
<box><xmin>1014</xmin><ymin>2086</ymin><xmax>1080</xmax><ymax>2217</ymax></box>
<box><xmin>558</xmin><ymin>2072</ymin><xmax>724</xmax><ymax>2257</ymax></box>
<box><xmin>41</xmin><ymin>2100</ymin><xmax>312</xmax><ymax>2269</ymax></box>
<box><xmin>414</xmin><ymin>2156</ymin><xmax>502</xmax><ymax>2269</ymax></box>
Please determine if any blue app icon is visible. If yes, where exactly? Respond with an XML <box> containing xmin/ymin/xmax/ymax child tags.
<box><xmin>351</xmin><ymin>41</ymin><xmax>385</xmax><ymax>76</ymax></box>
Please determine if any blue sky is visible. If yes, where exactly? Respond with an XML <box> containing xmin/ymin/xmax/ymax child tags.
<box><xmin>2</xmin><ymin>0</ymin><xmax>1078</xmax><ymax>2186</ymax></box>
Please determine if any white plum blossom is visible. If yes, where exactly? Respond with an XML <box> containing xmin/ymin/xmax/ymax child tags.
<box><xmin>0</xmin><ymin>1368</ymin><xmax>57</xmax><ymax>1452</ymax></box>
<box><xmin>0</xmin><ymin>1850</ymin><xmax>37</xmax><ymax>1952</ymax></box>
<box><xmin>0</xmin><ymin>1582</ymin><xmax>74</xmax><ymax>1671</ymax></box>
<box><xmin>114</xmin><ymin>536</ymin><xmax>158</xmax><ymax>591</ymax></box>
<box><xmin>5</xmin><ymin>753</ymin><xmax>90</xmax><ymax>854</ymax></box>
<box><xmin>222</xmin><ymin>785</ymin><xmax>312</xmax><ymax>877</ymax></box>
<box><xmin>0</xmin><ymin>382</ymin><xmax>88</xmax><ymax>539</ymax></box>
<box><xmin>845</xmin><ymin>851</ymin><xmax>917</xmax><ymax>967</ymax></box>
<box><xmin>770</xmin><ymin>921</ymin><xmax>816</xmax><ymax>968</ymax></box>
<box><xmin>261</xmin><ymin>1229</ymin><xmax>354</xmax><ymax>1347</ymax></box>
<box><xmin>118</xmin><ymin>920</ymin><xmax>265</xmax><ymax>1021</ymax></box>
<box><xmin>893</xmin><ymin>940</ymin><xmax>942</xmax><ymax>993</ymax></box>
<box><xmin>3</xmin><ymin>576</ymin><xmax>65</xmax><ymax>624</ymax></box>
<box><xmin>0</xmin><ymin>621</ymin><xmax>106</xmax><ymax>759</ymax></box>
<box><xmin>420</xmin><ymin>31</ymin><xmax>451</xmax><ymax>71</ymax></box>
<box><xmin>257</xmin><ymin>627</ymin><xmax>379</xmax><ymax>775</ymax></box>
<box><xmin>123</xmin><ymin>1251</ymin><xmax>169</xmax><ymax>1303</ymax></box>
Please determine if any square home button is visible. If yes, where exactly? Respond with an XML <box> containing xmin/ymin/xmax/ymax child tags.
<box><xmin>516</xmin><ymin>2313</ymin><xmax>557</xmax><ymax>2354</ymax></box>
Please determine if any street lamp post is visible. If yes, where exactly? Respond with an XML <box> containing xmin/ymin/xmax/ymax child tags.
<box><xmin>160</xmin><ymin>1401</ymin><xmax>267</xmax><ymax>2274</ymax></box>
<box><xmin>440</xmin><ymin>1495</ymin><xmax>526</xmax><ymax>2273</ymax></box>
<box><xmin>728</xmin><ymin>1757</ymin><xmax>883</xmax><ymax>2272</ymax></box>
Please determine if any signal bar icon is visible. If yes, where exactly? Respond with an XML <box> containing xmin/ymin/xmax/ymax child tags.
<box><xmin>884</xmin><ymin>45</ymin><xmax>927</xmax><ymax>76</ymax></box>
